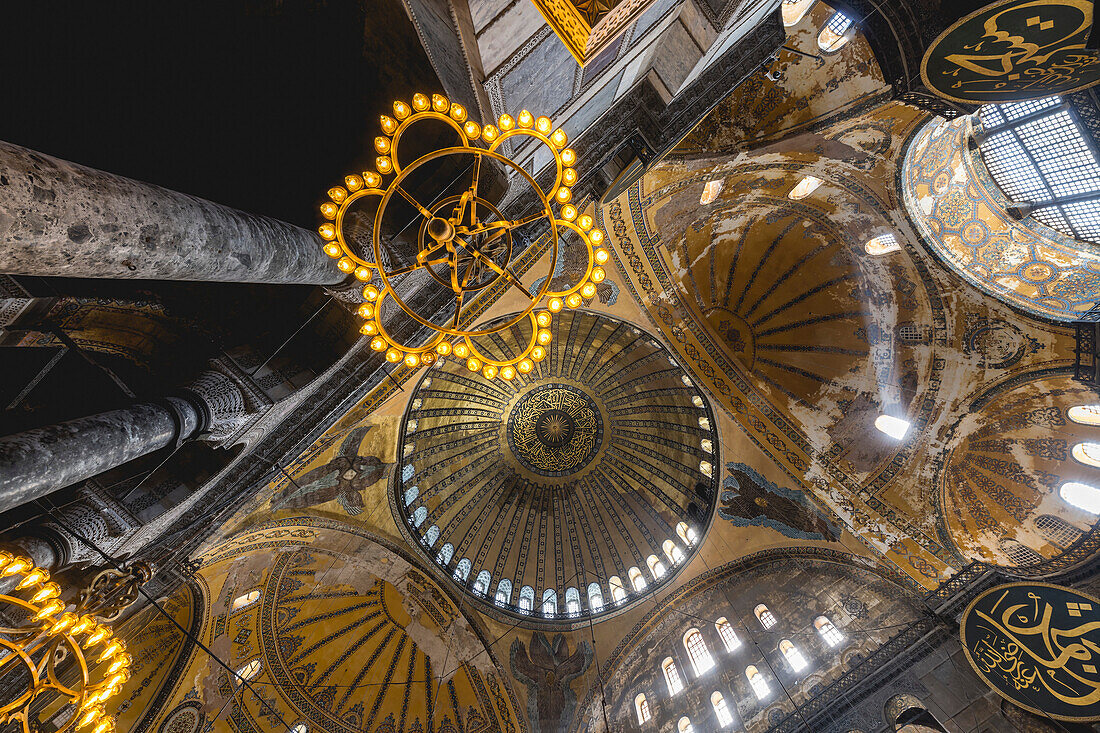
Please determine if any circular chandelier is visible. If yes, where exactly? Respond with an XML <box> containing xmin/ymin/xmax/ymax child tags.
<box><xmin>317</xmin><ymin>93</ymin><xmax>610</xmax><ymax>381</ymax></box>
<box><xmin>0</xmin><ymin>553</ymin><xmax>131</xmax><ymax>733</ymax></box>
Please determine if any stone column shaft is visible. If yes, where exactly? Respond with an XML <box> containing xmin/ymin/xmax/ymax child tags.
<box><xmin>0</xmin><ymin>140</ymin><xmax>343</xmax><ymax>285</ymax></box>
<box><xmin>0</xmin><ymin>399</ymin><xmax>199</xmax><ymax>515</ymax></box>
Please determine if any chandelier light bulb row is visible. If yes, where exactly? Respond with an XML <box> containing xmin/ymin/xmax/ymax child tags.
<box><xmin>316</xmin><ymin>92</ymin><xmax>612</xmax><ymax>381</ymax></box>
<box><xmin>0</xmin><ymin>552</ymin><xmax>130</xmax><ymax>733</ymax></box>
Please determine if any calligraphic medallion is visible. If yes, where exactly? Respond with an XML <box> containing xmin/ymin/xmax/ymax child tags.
<box><xmin>507</xmin><ymin>384</ymin><xmax>602</xmax><ymax>476</ymax></box>
<box><xmin>961</xmin><ymin>582</ymin><xmax>1100</xmax><ymax>721</ymax></box>
<box><xmin>920</xmin><ymin>0</ymin><xmax>1100</xmax><ymax>104</ymax></box>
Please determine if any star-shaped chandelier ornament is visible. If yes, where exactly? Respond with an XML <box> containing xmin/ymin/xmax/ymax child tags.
<box><xmin>317</xmin><ymin>93</ymin><xmax>610</xmax><ymax>381</ymax></box>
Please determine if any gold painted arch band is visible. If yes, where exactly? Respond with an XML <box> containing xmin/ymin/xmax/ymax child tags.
<box><xmin>316</xmin><ymin>93</ymin><xmax>610</xmax><ymax>380</ymax></box>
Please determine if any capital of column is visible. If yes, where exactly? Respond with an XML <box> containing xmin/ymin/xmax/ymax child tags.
<box><xmin>179</xmin><ymin>358</ymin><xmax>274</xmax><ymax>447</ymax></box>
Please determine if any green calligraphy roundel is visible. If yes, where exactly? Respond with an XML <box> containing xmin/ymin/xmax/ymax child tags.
<box><xmin>921</xmin><ymin>0</ymin><xmax>1100</xmax><ymax>104</ymax></box>
<box><xmin>961</xmin><ymin>582</ymin><xmax>1100</xmax><ymax>721</ymax></box>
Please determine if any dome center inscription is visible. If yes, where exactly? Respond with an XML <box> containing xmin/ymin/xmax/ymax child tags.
<box><xmin>508</xmin><ymin>385</ymin><xmax>602</xmax><ymax>476</ymax></box>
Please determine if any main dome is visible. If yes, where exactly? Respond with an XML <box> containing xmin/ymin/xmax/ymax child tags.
<box><xmin>394</xmin><ymin>310</ymin><xmax>719</xmax><ymax>621</ymax></box>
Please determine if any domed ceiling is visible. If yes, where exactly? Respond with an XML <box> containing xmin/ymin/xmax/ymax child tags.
<box><xmin>395</xmin><ymin>310</ymin><xmax>719</xmax><ymax>620</ymax></box>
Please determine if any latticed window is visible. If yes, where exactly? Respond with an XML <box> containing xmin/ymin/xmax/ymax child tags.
<box><xmin>635</xmin><ymin>694</ymin><xmax>651</xmax><ymax>724</ymax></box>
<box><xmin>780</xmin><ymin>639</ymin><xmax>808</xmax><ymax>672</ymax></box>
<box><xmin>647</xmin><ymin>554</ymin><xmax>665</xmax><ymax>579</ymax></box>
<box><xmin>542</xmin><ymin>589</ymin><xmax>558</xmax><ymax>616</ymax></box>
<box><xmin>1069</xmin><ymin>405</ymin><xmax>1100</xmax><ymax>425</ymax></box>
<box><xmin>684</xmin><ymin>628</ymin><xmax>715</xmax><ymax>675</ymax></box>
<box><xmin>423</xmin><ymin>525</ymin><xmax>439</xmax><ymax>547</ymax></box>
<box><xmin>565</xmin><ymin>587</ymin><xmax>581</xmax><ymax>616</ymax></box>
<box><xmin>610</xmin><ymin>576</ymin><xmax>627</xmax><ymax>602</ymax></box>
<box><xmin>473</xmin><ymin>570</ymin><xmax>491</xmax><ymax>596</ymax></box>
<box><xmin>453</xmin><ymin>558</ymin><xmax>471</xmax><ymax>582</ymax></box>
<box><xmin>898</xmin><ymin>325</ymin><xmax>923</xmax><ymax>343</ymax></box>
<box><xmin>712</xmin><ymin>691</ymin><xmax>734</xmax><ymax>727</ymax></box>
<box><xmin>237</xmin><ymin>659</ymin><xmax>262</xmax><ymax>681</ymax></box>
<box><xmin>865</xmin><ymin>233</ymin><xmax>901</xmax><ymax>255</ymax></box>
<box><xmin>715</xmin><ymin>617</ymin><xmax>741</xmax><ymax>651</ymax></box>
<box><xmin>815</xmin><ymin>615</ymin><xmax>843</xmax><ymax>647</ymax></box>
<box><xmin>587</xmin><ymin>583</ymin><xmax>604</xmax><ymax>612</ymax></box>
<box><xmin>663</xmin><ymin>657</ymin><xmax>684</xmax><ymax>695</ymax></box>
<box><xmin>978</xmin><ymin>97</ymin><xmax>1100</xmax><ymax>243</ymax></box>
<box><xmin>630</xmin><ymin>567</ymin><xmax>647</xmax><ymax>591</ymax></box>
<box><xmin>519</xmin><ymin>586</ymin><xmax>535</xmax><ymax>614</ymax></box>
<box><xmin>746</xmin><ymin>665</ymin><xmax>770</xmax><ymax>699</ymax></box>
<box><xmin>436</xmin><ymin>543</ymin><xmax>453</xmax><ymax>566</ymax></box>
<box><xmin>1062</xmin><ymin>481</ymin><xmax>1100</xmax><ymax>514</ymax></box>
<box><xmin>678</xmin><ymin>717</ymin><xmax>695</xmax><ymax>733</ymax></box>
<box><xmin>754</xmin><ymin>603</ymin><xmax>778</xmax><ymax>629</ymax></box>
<box><xmin>818</xmin><ymin>12</ymin><xmax>852</xmax><ymax>52</ymax></box>
<box><xmin>1001</xmin><ymin>539</ymin><xmax>1043</xmax><ymax>565</ymax></box>
<box><xmin>677</xmin><ymin>521</ymin><xmax>697</xmax><ymax>546</ymax></box>
<box><xmin>1035</xmin><ymin>514</ymin><xmax>1084</xmax><ymax>549</ymax></box>
<box><xmin>495</xmin><ymin>579</ymin><xmax>512</xmax><ymax>606</ymax></box>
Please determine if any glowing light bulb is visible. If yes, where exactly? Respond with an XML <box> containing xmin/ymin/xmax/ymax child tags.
<box><xmin>536</xmin><ymin>116</ymin><xmax>552</xmax><ymax>134</ymax></box>
<box><xmin>551</xmin><ymin>129</ymin><xmax>567</xmax><ymax>147</ymax></box>
<box><xmin>500</xmin><ymin>365</ymin><xmax>516</xmax><ymax>380</ymax></box>
<box><xmin>464</xmin><ymin>121</ymin><xmax>481</xmax><ymax>139</ymax></box>
<box><xmin>328</xmin><ymin>186</ymin><xmax>347</xmax><ymax>203</ymax></box>
<box><xmin>370</xmin><ymin>337</ymin><xmax>386</xmax><ymax>351</ymax></box>
<box><xmin>359</xmin><ymin>323</ymin><xmax>377</xmax><ymax>336</ymax></box>
<box><xmin>91</xmin><ymin>719</ymin><xmax>115</xmax><ymax>733</ymax></box>
<box><xmin>363</xmin><ymin>171</ymin><xmax>381</xmax><ymax>187</ymax></box>
<box><xmin>561</xmin><ymin>148</ymin><xmax>576</xmax><ymax>166</ymax></box>
<box><xmin>85</xmin><ymin>626</ymin><xmax>109</xmax><ymax>646</ymax></box>
<box><xmin>581</xmin><ymin>282</ymin><xmax>597</xmax><ymax>298</ymax></box>
<box><xmin>337</xmin><ymin>258</ymin><xmax>354</xmax><ymax>273</ymax></box>
<box><xmin>362</xmin><ymin>285</ymin><xmax>379</xmax><ymax>300</ymax></box>
<box><xmin>450</xmin><ymin>103</ymin><xmax>467</xmax><ymax>121</ymax></box>
<box><xmin>354</xmin><ymin>266</ymin><xmax>371</xmax><ymax>281</ymax></box>
<box><xmin>531</xmin><ymin>345</ymin><xmax>546</xmax><ymax>361</ymax></box>
<box><xmin>318</xmin><ymin>224</ymin><xmax>336</xmax><ymax>240</ymax></box>
<box><xmin>374</xmin><ymin>136</ymin><xmax>390</xmax><ymax>154</ymax></box>
<box><xmin>33</xmin><ymin>599</ymin><xmax>64</xmax><ymax>620</ymax></box>
<box><xmin>562</xmin><ymin>168</ymin><xmax>577</xmax><ymax>185</ymax></box>
<box><xmin>589</xmin><ymin>228</ymin><xmax>604</xmax><ymax>244</ymax></box>
<box><xmin>453</xmin><ymin>343</ymin><xmax>469</xmax><ymax>358</ymax></box>
<box><xmin>595</xmin><ymin>248</ymin><xmax>609</xmax><ymax>264</ymax></box>
<box><xmin>466</xmin><ymin>357</ymin><xmax>482</xmax><ymax>372</ymax></box>
<box><xmin>97</xmin><ymin>641</ymin><xmax>124</xmax><ymax>663</ymax></box>
<box><xmin>536</xmin><ymin>311</ymin><xmax>552</xmax><ymax>328</ymax></box>
<box><xmin>50</xmin><ymin>613</ymin><xmax>77</xmax><ymax>633</ymax></box>
<box><xmin>15</xmin><ymin>566</ymin><xmax>45</xmax><ymax>587</ymax></box>
<box><xmin>77</xmin><ymin>705</ymin><xmax>104</xmax><ymax>729</ymax></box>
<box><xmin>555</xmin><ymin>187</ymin><xmax>571</xmax><ymax>204</ymax></box>
<box><xmin>357</xmin><ymin>303</ymin><xmax>374</xmax><ymax>318</ymax></box>
<box><xmin>322</xmin><ymin>242</ymin><xmax>340</xmax><ymax>258</ymax></box>
<box><xmin>320</xmin><ymin>202</ymin><xmax>338</xmax><ymax>219</ymax></box>
<box><xmin>566</xmin><ymin>293</ymin><xmax>583</xmax><ymax>308</ymax></box>
<box><xmin>518</xmin><ymin>359</ymin><xmax>533</xmax><ymax>373</ymax></box>
<box><xmin>561</xmin><ymin>204</ymin><xmax>577</xmax><ymax>221</ymax></box>
<box><xmin>394</xmin><ymin>100</ymin><xmax>411</xmax><ymax>120</ymax></box>
<box><xmin>31</xmin><ymin>582</ymin><xmax>60</xmax><ymax>603</ymax></box>
<box><xmin>386</xmin><ymin>348</ymin><xmax>402</xmax><ymax>363</ymax></box>
<box><xmin>404</xmin><ymin>353</ymin><xmax>420</xmax><ymax>368</ymax></box>
<box><xmin>345</xmin><ymin>174</ymin><xmax>364</xmax><ymax>191</ymax></box>
<box><xmin>376</xmin><ymin>156</ymin><xmax>392</xmax><ymax>173</ymax></box>
<box><xmin>591</xmin><ymin>266</ymin><xmax>605</xmax><ymax>283</ymax></box>
<box><xmin>578</xmin><ymin>214</ymin><xmax>593</xmax><ymax>230</ymax></box>
<box><xmin>482</xmin><ymin>125</ymin><xmax>498</xmax><ymax>142</ymax></box>
<box><xmin>499</xmin><ymin>114</ymin><xmax>515</xmax><ymax>131</ymax></box>
<box><xmin>482</xmin><ymin>364</ymin><xmax>498</xmax><ymax>379</ymax></box>
<box><xmin>518</xmin><ymin>110</ymin><xmax>533</xmax><ymax>128</ymax></box>
<box><xmin>436</xmin><ymin>341</ymin><xmax>452</xmax><ymax>356</ymax></box>
<box><xmin>537</xmin><ymin>329</ymin><xmax>552</xmax><ymax>345</ymax></box>
<box><xmin>420</xmin><ymin>352</ymin><xmax>436</xmax><ymax>365</ymax></box>
<box><xmin>380</xmin><ymin>115</ymin><xmax>397</xmax><ymax>134</ymax></box>
<box><xmin>548</xmin><ymin>297</ymin><xmax>563</xmax><ymax>313</ymax></box>
<box><xmin>2</xmin><ymin>557</ymin><xmax>29</xmax><ymax>577</ymax></box>
<box><xmin>412</xmin><ymin>93</ymin><xmax>430</xmax><ymax>111</ymax></box>
<box><xmin>70</xmin><ymin>615</ymin><xmax>94</xmax><ymax>635</ymax></box>
<box><xmin>432</xmin><ymin>94</ymin><xmax>449</xmax><ymax>112</ymax></box>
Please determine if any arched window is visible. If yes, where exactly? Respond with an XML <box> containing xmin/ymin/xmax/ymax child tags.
<box><xmin>403</xmin><ymin>486</ymin><xmax>418</xmax><ymax>506</ymax></box>
<box><xmin>473</xmin><ymin>570</ymin><xmax>491</xmax><ymax>596</ymax></box>
<box><xmin>237</xmin><ymin>659</ymin><xmax>262</xmax><ymax>681</ymax></box>
<box><xmin>780</xmin><ymin>639</ymin><xmax>809</xmax><ymax>672</ymax></box>
<box><xmin>403</xmin><ymin>464</ymin><xmax>415</xmax><ymax>483</ymax></box>
<box><xmin>676</xmin><ymin>521</ymin><xmax>697</xmax><ymax>546</ymax></box>
<box><xmin>565</xmin><ymin>587</ymin><xmax>581</xmax><ymax>616</ymax></box>
<box><xmin>788</xmin><ymin>175</ymin><xmax>823</xmax><ymax>200</ymax></box>
<box><xmin>663</xmin><ymin>540</ymin><xmax>685</xmax><ymax>565</ymax></box>
<box><xmin>700</xmin><ymin>179</ymin><xmax>724</xmax><ymax>204</ymax></box>
<box><xmin>1073</xmin><ymin>442</ymin><xmax>1100</xmax><ymax>468</ymax></box>
<box><xmin>412</xmin><ymin>506</ymin><xmax>427</xmax><ymax>528</ymax></box>
<box><xmin>699</xmin><ymin>416</ymin><xmax>711</xmax><ymax>430</ymax></box>
<box><xmin>875</xmin><ymin>415</ymin><xmax>910</xmax><ymax>440</ymax></box>
<box><xmin>436</xmin><ymin>543</ymin><xmax>454</xmax><ymax>566</ymax></box>
<box><xmin>754</xmin><ymin>603</ymin><xmax>777</xmax><ymax>629</ymax></box>
<box><xmin>715</xmin><ymin>617</ymin><xmax>741</xmax><ymax>652</ymax></box>
<box><xmin>1062</xmin><ymin>481</ymin><xmax>1100</xmax><ymax>514</ymax></box>
<box><xmin>815</xmin><ymin>616</ymin><xmax>843</xmax><ymax>647</ymax></box>
<box><xmin>453</xmin><ymin>558</ymin><xmax>471</xmax><ymax>582</ymax></box>
<box><xmin>1001</xmin><ymin>539</ymin><xmax>1043</xmax><ymax>565</ymax></box>
<box><xmin>1035</xmin><ymin>514</ymin><xmax>1084</xmax><ymax>549</ymax></box>
<box><xmin>495</xmin><ymin>579</ymin><xmax>512</xmax><ymax>607</ymax></box>
<box><xmin>542</xmin><ymin>589</ymin><xmax>558</xmax><ymax>616</ymax></box>
<box><xmin>1068</xmin><ymin>405</ymin><xmax>1100</xmax><ymax>425</ymax></box>
<box><xmin>711</xmin><ymin>691</ymin><xmax>734</xmax><ymax>727</ymax></box>
<box><xmin>701</xmin><ymin>438</ymin><xmax>713</xmax><ymax>453</ymax></box>
<box><xmin>684</xmin><ymin>628</ymin><xmax>715</xmax><ymax>675</ymax></box>
<box><xmin>629</xmin><ymin>566</ymin><xmax>647</xmax><ymax>591</ymax></box>
<box><xmin>231</xmin><ymin>590</ymin><xmax>260</xmax><ymax>612</ymax></box>
<box><xmin>423</xmin><ymin>525</ymin><xmax>439</xmax><ymax>547</ymax></box>
<box><xmin>646</xmin><ymin>554</ymin><xmax>666</xmax><ymax>579</ymax></box>
<box><xmin>782</xmin><ymin>0</ymin><xmax>814</xmax><ymax>26</ymax></box>
<box><xmin>977</xmin><ymin>98</ymin><xmax>1100</xmax><ymax>243</ymax></box>
<box><xmin>662</xmin><ymin>657</ymin><xmax>684</xmax><ymax>695</ymax></box>
<box><xmin>609</xmin><ymin>576</ymin><xmax>627</xmax><ymax>602</ymax></box>
<box><xmin>817</xmin><ymin>11</ymin><xmax>853</xmax><ymax>52</ymax></box>
<box><xmin>746</xmin><ymin>665</ymin><xmax>770</xmax><ymax>699</ymax></box>
<box><xmin>579</xmin><ymin>583</ymin><xmax>599</xmax><ymax>611</ymax></box>
<box><xmin>635</xmin><ymin>693</ymin><xmax>651</xmax><ymax>724</ymax></box>
<box><xmin>290</xmin><ymin>725</ymin><xmax>307</xmax><ymax>733</ymax></box>
<box><xmin>865</xmin><ymin>233</ymin><xmax>901</xmax><ymax>255</ymax></box>
<box><xmin>519</xmin><ymin>585</ymin><xmax>535</xmax><ymax>614</ymax></box>
<box><xmin>699</xmin><ymin>460</ymin><xmax>714</xmax><ymax>478</ymax></box>
<box><xmin>677</xmin><ymin>717</ymin><xmax>695</xmax><ymax>733</ymax></box>
<box><xmin>692</xmin><ymin>395</ymin><xmax>705</xmax><ymax>408</ymax></box>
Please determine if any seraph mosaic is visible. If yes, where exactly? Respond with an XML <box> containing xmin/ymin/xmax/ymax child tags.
<box><xmin>719</xmin><ymin>462</ymin><xmax>841</xmax><ymax>541</ymax></box>
<box><xmin>273</xmin><ymin>424</ymin><xmax>392</xmax><ymax>515</ymax></box>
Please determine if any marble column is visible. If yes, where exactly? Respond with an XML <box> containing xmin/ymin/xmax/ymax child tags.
<box><xmin>0</xmin><ymin>140</ymin><xmax>343</xmax><ymax>285</ymax></box>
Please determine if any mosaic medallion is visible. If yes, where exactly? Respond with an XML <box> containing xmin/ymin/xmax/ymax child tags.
<box><xmin>507</xmin><ymin>384</ymin><xmax>602</xmax><ymax>476</ymax></box>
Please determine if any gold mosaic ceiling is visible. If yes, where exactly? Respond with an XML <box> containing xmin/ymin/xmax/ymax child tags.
<box><xmin>395</xmin><ymin>310</ymin><xmax>720</xmax><ymax>620</ymax></box>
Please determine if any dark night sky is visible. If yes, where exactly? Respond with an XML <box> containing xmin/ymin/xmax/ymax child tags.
<box><xmin>0</xmin><ymin>0</ymin><xmax>440</xmax><ymax>228</ymax></box>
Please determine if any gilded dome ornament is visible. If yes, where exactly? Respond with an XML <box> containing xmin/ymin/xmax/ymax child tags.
<box><xmin>317</xmin><ymin>93</ymin><xmax>609</xmax><ymax>380</ymax></box>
